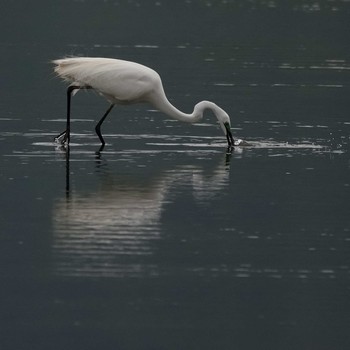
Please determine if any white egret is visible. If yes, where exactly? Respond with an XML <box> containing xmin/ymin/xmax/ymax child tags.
<box><xmin>53</xmin><ymin>57</ymin><xmax>234</xmax><ymax>149</ymax></box>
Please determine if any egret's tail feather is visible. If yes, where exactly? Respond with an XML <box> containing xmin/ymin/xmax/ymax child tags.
<box><xmin>53</xmin><ymin>58</ymin><xmax>85</xmax><ymax>85</ymax></box>
<box><xmin>52</xmin><ymin>57</ymin><xmax>123</xmax><ymax>90</ymax></box>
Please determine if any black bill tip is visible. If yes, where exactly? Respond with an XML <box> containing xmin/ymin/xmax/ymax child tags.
<box><xmin>224</xmin><ymin>122</ymin><xmax>234</xmax><ymax>147</ymax></box>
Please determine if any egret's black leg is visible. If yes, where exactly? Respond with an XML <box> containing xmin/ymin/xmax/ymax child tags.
<box><xmin>64</xmin><ymin>85</ymin><xmax>77</xmax><ymax>144</ymax></box>
<box><xmin>95</xmin><ymin>104</ymin><xmax>114</xmax><ymax>146</ymax></box>
<box><xmin>54</xmin><ymin>85</ymin><xmax>92</xmax><ymax>144</ymax></box>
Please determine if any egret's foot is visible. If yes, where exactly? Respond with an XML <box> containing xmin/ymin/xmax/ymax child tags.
<box><xmin>95</xmin><ymin>143</ymin><xmax>105</xmax><ymax>157</ymax></box>
<box><xmin>54</xmin><ymin>130</ymin><xmax>68</xmax><ymax>144</ymax></box>
<box><xmin>55</xmin><ymin>143</ymin><xmax>69</xmax><ymax>154</ymax></box>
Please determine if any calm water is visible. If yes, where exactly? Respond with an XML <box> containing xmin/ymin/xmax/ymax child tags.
<box><xmin>1</xmin><ymin>1</ymin><xmax>350</xmax><ymax>349</ymax></box>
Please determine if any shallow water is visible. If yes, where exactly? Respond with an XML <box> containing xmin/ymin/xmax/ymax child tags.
<box><xmin>1</xmin><ymin>1</ymin><xmax>350</xmax><ymax>349</ymax></box>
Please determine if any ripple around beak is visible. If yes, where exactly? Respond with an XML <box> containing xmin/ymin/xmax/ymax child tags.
<box><xmin>234</xmin><ymin>139</ymin><xmax>250</xmax><ymax>146</ymax></box>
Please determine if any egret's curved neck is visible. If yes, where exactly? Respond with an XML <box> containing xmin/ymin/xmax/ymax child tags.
<box><xmin>149</xmin><ymin>88</ymin><xmax>220</xmax><ymax>123</ymax></box>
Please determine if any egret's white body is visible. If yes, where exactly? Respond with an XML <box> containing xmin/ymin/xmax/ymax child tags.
<box><xmin>53</xmin><ymin>57</ymin><xmax>234</xmax><ymax>149</ymax></box>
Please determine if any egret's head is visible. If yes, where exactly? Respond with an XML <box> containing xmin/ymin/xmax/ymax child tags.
<box><xmin>195</xmin><ymin>101</ymin><xmax>235</xmax><ymax>147</ymax></box>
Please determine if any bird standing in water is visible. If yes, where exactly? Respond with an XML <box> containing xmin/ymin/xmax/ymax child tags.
<box><xmin>53</xmin><ymin>57</ymin><xmax>234</xmax><ymax>150</ymax></box>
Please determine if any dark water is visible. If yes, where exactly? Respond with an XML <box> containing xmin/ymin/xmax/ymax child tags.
<box><xmin>1</xmin><ymin>1</ymin><xmax>350</xmax><ymax>349</ymax></box>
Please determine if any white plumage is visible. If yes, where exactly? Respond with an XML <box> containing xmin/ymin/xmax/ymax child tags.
<box><xmin>53</xmin><ymin>57</ymin><xmax>234</xmax><ymax>149</ymax></box>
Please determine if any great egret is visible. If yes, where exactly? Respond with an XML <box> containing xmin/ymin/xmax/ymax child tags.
<box><xmin>53</xmin><ymin>57</ymin><xmax>234</xmax><ymax>149</ymax></box>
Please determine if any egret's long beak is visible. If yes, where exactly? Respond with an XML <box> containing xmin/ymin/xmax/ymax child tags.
<box><xmin>224</xmin><ymin>122</ymin><xmax>234</xmax><ymax>147</ymax></box>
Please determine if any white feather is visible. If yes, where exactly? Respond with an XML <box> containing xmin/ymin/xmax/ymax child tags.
<box><xmin>53</xmin><ymin>57</ymin><xmax>161</xmax><ymax>103</ymax></box>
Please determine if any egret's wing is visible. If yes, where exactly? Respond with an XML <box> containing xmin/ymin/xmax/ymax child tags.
<box><xmin>53</xmin><ymin>57</ymin><xmax>160</xmax><ymax>102</ymax></box>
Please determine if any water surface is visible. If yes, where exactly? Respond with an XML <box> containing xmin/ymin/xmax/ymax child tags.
<box><xmin>1</xmin><ymin>1</ymin><xmax>350</xmax><ymax>349</ymax></box>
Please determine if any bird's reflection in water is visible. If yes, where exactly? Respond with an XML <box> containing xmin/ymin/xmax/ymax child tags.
<box><xmin>52</xmin><ymin>147</ymin><xmax>231</xmax><ymax>278</ymax></box>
